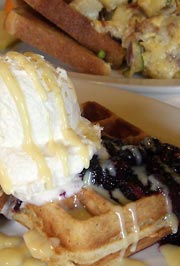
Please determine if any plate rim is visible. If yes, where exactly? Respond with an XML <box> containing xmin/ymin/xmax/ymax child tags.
<box><xmin>69</xmin><ymin>71</ymin><xmax>180</xmax><ymax>94</ymax></box>
<box><xmin>73</xmin><ymin>78</ymin><xmax>180</xmax><ymax>148</ymax></box>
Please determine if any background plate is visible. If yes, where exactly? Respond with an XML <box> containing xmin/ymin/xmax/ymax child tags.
<box><xmin>75</xmin><ymin>79</ymin><xmax>180</xmax><ymax>148</ymax></box>
<box><xmin>1</xmin><ymin>0</ymin><xmax>180</xmax><ymax>108</ymax></box>
<box><xmin>8</xmin><ymin>42</ymin><xmax>180</xmax><ymax>109</ymax></box>
<box><xmin>11</xmin><ymin>42</ymin><xmax>180</xmax><ymax>94</ymax></box>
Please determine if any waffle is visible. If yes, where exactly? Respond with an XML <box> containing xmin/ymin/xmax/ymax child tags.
<box><xmin>81</xmin><ymin>101</ymin><xmax>147</xmax><ymax>144</ymax></box>
<box><xmin>14</xmin><ymin>188</ymin><xmax>174</xmax><ymax>266</ymax></box>
<box><xmin>0</xmin><ymin>188</ymin><xmax>9</xmax><ymax>211</ymax></box>
<box><xmin>13</xmin><ymin>101</ymin><xmax>177</xmax><ymax>266</ymax></box>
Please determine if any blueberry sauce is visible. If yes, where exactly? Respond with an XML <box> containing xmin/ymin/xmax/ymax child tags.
<box><xmin>80</xmin><ymin>136</ymin><xmax>180</xmax><ymax>246</ymax></box>
<box><xmin>13</xmin><ymin>199</ymin><xmax>22</xmax><ymax>212</ymax></box>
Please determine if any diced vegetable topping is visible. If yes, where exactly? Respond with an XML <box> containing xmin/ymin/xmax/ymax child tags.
<box><xmin>97</xmin><ymin>49</ymin><xmax>106</xmax><ymax>59</ymax></box>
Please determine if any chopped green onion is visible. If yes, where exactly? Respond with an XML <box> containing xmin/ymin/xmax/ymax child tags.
<box><xmin>97</xmin><ymin>50</ymin><xmax>106</xmax><ymax>59</ymax></box>
<box><xmin>166</xmin><ymin>0</ymin><xmax>172</xmax><ymax>6</ymax></box>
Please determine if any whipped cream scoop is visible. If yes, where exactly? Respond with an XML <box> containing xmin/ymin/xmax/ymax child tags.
<box><xmin>0</xmin><ymin>51</ymin><xmax>101</xmax><ymax>204</ymax></box>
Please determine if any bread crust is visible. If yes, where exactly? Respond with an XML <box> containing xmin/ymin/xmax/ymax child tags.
<box><xmin>23</xmin><ymin>0</ymin><xmax>125</xmax><ymax>68</ymax></box>
<box><xmin>4</xmin><ymin>6</ymin><xmax>111</xmax><ymax>75</ymax></box>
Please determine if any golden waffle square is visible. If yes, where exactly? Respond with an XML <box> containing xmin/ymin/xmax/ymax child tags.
<box><xmin>14</xmin><ymin>188</ymin><xmax>175</xmax><ymax>266</ymax></box>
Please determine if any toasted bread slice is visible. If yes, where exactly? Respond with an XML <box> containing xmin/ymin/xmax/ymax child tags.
<box><xmin>4</xmin><ymin>5</ymin><xmax>111</xmax><ymax>75</ymax></box>
<box><xmin>23</xmin><ymin>0</ymin><xmax>125</xmax><ymax>68</ymax></box>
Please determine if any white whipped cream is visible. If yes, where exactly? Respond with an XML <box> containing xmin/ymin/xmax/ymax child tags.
<box><xmin>0</xmin><ymin>52</ymin><xmax>101</xmax><ymax>205</ymax></box>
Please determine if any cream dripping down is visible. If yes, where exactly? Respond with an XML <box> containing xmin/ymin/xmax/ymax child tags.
<box><xmin>0</xmin><ymin>51</ymin><xmax>101</xmax><ymax>205</ymax></box>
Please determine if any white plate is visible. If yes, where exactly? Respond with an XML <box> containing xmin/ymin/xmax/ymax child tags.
<box><xmin>0</xmin><ymin>80</ymin><xmax>179</xmax><ymax>266</ymax></box>
<box><xmin>7</xmin><ymin>42</ymin><xmax>180</xmax><ymax>109</ymax></box>
<box><xmin>70</xmin><ymin>71</ymin><xmax>180</xmax><ymax>93</ymax></box>
<box><xmin>1</xmin><ymin>0</ymin><xmax>180</xmax><ymax>108</ymax></box>
<box><xmin>70</xmin><ymin>72</ymin><xmax>180</xmax><ymax>109</ymax></box>
<box><xmin>11</xmin><ymin>42</ymin><xmax>180</xmax><ymax>94</ymax></box>
<box><xmin>75</xmin><ymin>79</ymin><xmax>180</xmax><ymax>148</ymax></box>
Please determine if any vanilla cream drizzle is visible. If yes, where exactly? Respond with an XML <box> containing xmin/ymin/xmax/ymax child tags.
<box><xmin>115</xmin><ymin>202</ymin><xmax>140</xmax><ymax>259</ymax></box>
<box><xmin>112</xmin><ymin>165</ymin><xmax>178</xmax><ymax>256</ymax></box>
<box><xmin>8</xmin><ymin>51</ymin><xmax>70</xmax><ymax>177</ymax></box>
<box><xmin>8</xmin><ymin>51</ymin><xmax>47</xmax><ymax>101</ymax></box>
<box><xmin>114</xmin><ymin>195</ymin><xmax>177</xmax><ymax>261</ymax></box>
<box><xmin>115</xmin><ymin>208</ymin><xmax>128</xmax><ymax>258</ymax></box>
<box><xmin>0</xmin><ymin>161</ymin><xmax>12</xmax><ymax>195</ymax></box>
<box><xmin>0</xmin><ymin>60</ymin><xmax>52</xmax><ymax>190</ymax></box>
<box><xmin>0</xmin><ymin>52</ymin><xmax>98</xmax><ymax>194</ymax></box>
<box><xmin>36</xmin><ymin>55</ymin><xmax>90</xmax><ymax>168</ymax></box>
<box><xmin>128</xmin><ymin>203</ymin><xmax>140</xmax><ymax>253</ymax></box>
<box><xmin>148</xmin><ymin>175</ymin><xmax>178</xmax><ymax>234</ymax></box>
<box><xmin>27</xmin><ymin>52</ymin><xmax>92</xmax><ymax>168</ymax></box>
<box><xmin>0</xmin><ymin>232</ymin><xmax>47</xmax><ymax>266</ymax></box>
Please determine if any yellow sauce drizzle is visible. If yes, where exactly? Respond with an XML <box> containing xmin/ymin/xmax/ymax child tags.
<box><xmin>64</xmin><ymin>128</ymin><xmax>90</xmax><ymax>168</ymax></box>
<box><xmin>8</xmin><ymin>51</ymin><xmax>47</xmax><ymax>101</ymax></box>
<box><xmin>0</xmin><ymin>233</ymin><xmax>46</xmax><ymax>266</ymax></box>
<box><xmin>79</xmin><ymin>120</ymin><xmax>101</xmax><ymax>147</ymax></box>
<box><xmin>22</xmin><ymin>52</ymin><xmax>69</xmax><ymax>176</ymax></box>
<box><xmin>149</xmin><ymin>176</ymin><xmax>178</xmax><ymax>234</ymax></box>
<box><xmin>115</xmin><ymin>204</ymin><xmax>140</xmax><ymax>260</ymax></box>
<box><xmin>27</xmin><ymin>53</ymin><xmax>71</xmax><ymax>175</ymax></box>
<box><xmin>0</xmin><ymin>52</ymin><xmax>100</xmax><ymax>195</ymax></box>
<box><xmin>0</xmin><ymin>161</ymin><xmax>13</xmax><ymax>194</ymax></box>
<box><xmin>30</xmin><ymin>54</ymin><xmax>90</xmax><ymax>169</ymax></box>
<box><xmin>128</xmin><ymin>203</ymin><xmax>140</xmax><ymax>252</ymax></box>
<box><xmin>48</xmin><ymin>141</ymin><xmax>69</xmax><ymax>176</ymax></box>
<box><xmin>23</xmin><ymin>230</ymin><xmax>54</xmax><ymax>261</ymax></box>
<box><xmin>115</xmin><ymin>208</ymin><xmax>128</xmax><ymax>258</ymax></box>
<box><xmin>0</xmin><ymin>61</ymin><xmax>52</xmax><ymax>189</ymax></box>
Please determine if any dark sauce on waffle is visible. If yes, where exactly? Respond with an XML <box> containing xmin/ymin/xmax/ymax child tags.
<box><xmin>80</xmin><ymin>136</ymin><xmax>180</xmax><ymax>246</ymax></box>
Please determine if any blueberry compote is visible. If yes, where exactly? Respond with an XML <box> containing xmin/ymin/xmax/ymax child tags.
<box><xmin>80</xmin><ymin>136</ymin><xmax>180</xmax><ymax>246</ymax></box>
